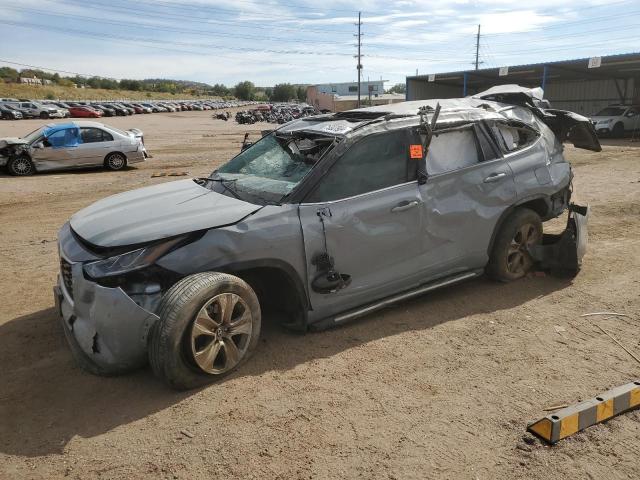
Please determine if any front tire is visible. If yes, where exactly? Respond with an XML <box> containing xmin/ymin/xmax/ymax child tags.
<box><xmin>104</xmin><ymin>152</ymin><xmax>127</xmax><ymax>170</ymax></box>
<box><xmin>39</xmin><ymin>111</ymin><xmax>49</xmax><ymax>119</ymax></box>
<box><xmin>149</xmin><ymin>273</ymin><xmax>261</xmax><ymax>390</ymax></box>
<box><xmin>7</xmin><ymin>155</ymin><xmax>35</xmax><ymax>176</ymax></box>
<box><xmin>486</xmin><ymin>208</ymin><xmax>542</xmax><ymax>282</ymax></box>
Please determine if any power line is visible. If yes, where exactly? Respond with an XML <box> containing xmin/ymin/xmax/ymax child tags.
<box><xmin>105</xmin><ymin>0</ymin><xmax>356</xmax><ymax>23</ymax></box>
<box><xmin>3</xmin><ymin>20</ymin><xmax>352</xmax><ymax>57</ymax></box>
<box><xmin>52</xmin><ymin>0</ymin><xmax>354</xmax><ymax>35</ymax></box>
<box><xmin>0</xmin><ymin>58</ymin><xmax>99</xmax><ymax>78</ymax></box>
<box><xmin>1</xmin><ymin>4</ymin><xmax>352</xmax><ymax>47</ymax></box>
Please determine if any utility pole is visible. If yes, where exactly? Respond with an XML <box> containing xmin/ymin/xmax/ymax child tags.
<box><xmin>474</xmin><ymin>24</ymin><xmax>481</xmax><ymax>70</ymax></box>
<box><xmin>355</xmin><ymin>12</ymin><xmax>363</xmax><ymax>107</ymax></box>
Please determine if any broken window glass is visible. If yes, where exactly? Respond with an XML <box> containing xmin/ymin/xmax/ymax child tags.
<box><xmin>426</xmin><ymin>129</ymin><xmax>479</xmax><ymax>176</ymax></box>
<box><xmin>215</xmin><ymin>133</ymin><xmax>334</xmax><ymax>203</ymax></box>
<box><xmin>490</xmin><ymin>123</ymin><xmax>539</xmax><ymax>153</ymax></box>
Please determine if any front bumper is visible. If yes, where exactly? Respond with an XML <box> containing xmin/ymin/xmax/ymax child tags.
<box><xmin>54</xmin><ymin>258</ymin><xmax>159</xmax><ymax>373</ymax></box>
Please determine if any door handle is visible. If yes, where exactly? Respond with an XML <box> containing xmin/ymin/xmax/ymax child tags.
<box><xmin>391</xmin><ymin>200</ymin><xmax>420</xmax><ymax>213</ymax></box>
<box><xmin>483</xmin><ymin>172</ymin><xmax>508</xmax><ymax>183</ymax></box>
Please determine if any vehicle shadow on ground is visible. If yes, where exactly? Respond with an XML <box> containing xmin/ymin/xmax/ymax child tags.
<box><xmin>598</xmin><ymin>137</ymin><xmax>640</xmax><ymax>147</ymax></box>
<box><xmin>0</xmin><ymin>166</ymin><xmax>137</xmax><ymax>178</ymax></box>
<box><xmin>0</xmin><ymin>275</ymin><xmax>570</xmax><ymax>457</ymax></box>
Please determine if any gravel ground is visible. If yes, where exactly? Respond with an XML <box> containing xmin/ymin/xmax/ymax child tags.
<box><xmin>0</xmin><ymin>111</ymin><xmax>639</xmax><ymax>479</ymax></box>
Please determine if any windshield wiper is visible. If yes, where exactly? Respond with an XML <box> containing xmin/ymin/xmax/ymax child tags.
<box><xmin>206</xmin><ymin>176</ymin><xmax>244</xmax><ymax>201</ymax></box>
<box><xmin>206</xmin><ymin>176</ymin><xmax>280</xmax><ymax>206</ymax></box>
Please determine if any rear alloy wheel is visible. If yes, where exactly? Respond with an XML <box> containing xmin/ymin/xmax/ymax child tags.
<box><xmin>487</xmin><ymin>208</ymin><xmax>542</xmax><ymax>282</ymax></box>
<box><xmin>149</xmin><ymin>272</ymin><xmax>261</xmax><ymax>390</ymax></box>
<box><xmin>7</xmin><ymin>155</ymin><xmax>35</xmax><ymax>176</ymax></box>
<box><xmin>105</xmin><ymin>152</ymin><xmax>127</xmax><ymax>170</ymax></box>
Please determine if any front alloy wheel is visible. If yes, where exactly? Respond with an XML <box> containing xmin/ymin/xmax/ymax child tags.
<box><xmin>190</xmin><ymin>293</ymin><xmax>253</xmax><ymax>374</ymax></box>
<box><xmin>149</xmin><ymin>272</ymin><xmax>261</xmax><ymax>390</ymax></box>
<box><xmin>8</xmin><ymin>156</ymin><xmax>35</xmax><ymax>176</ymax></box>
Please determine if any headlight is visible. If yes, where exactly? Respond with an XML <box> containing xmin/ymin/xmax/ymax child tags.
<box><xmin>83</xmin><ymin>236</ymin><xmax>184</xmax><ymax>279</ymax></box>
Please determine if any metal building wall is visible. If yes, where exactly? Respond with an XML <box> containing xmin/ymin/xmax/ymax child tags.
<box><xmin>545</xmin><ymin>78</ymin><xmax>635</xmax><ymax>115</ymax></box>
<box><xmin>406</xmin><ymin>79</ymin><xmax>462</xmax><ymax>101</ymax></box>
<box><xmin>407</xmin><ymin>76</ymin><xmax>637</xmax><ymax>116</ymax></box>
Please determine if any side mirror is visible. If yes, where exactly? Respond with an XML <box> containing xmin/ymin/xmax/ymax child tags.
<box><xmin>33</xmin><ymin>142</ymin><xmax>44</xmax><ymax>149</ymax></box>
<box><xmin>626</xmin><ymin>112</ymin><xmax>636</xmax><ymax>117</ymax></box>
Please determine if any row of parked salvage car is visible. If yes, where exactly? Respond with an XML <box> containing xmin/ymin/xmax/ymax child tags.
<box><xmin>232</xmin><ymin>104</ymin><xmax>320</xmax><ymax>125</ymax></box>
<box><xmin>0</xmin><ymin>98</ymin><xmax>256</xmax><ymax>120</ymax></box>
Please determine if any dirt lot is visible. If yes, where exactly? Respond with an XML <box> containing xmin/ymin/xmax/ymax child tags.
<box><xmin>0</xmin><ymin>111</ymin><xmax>639</xmax><ymax>479</ymax></box>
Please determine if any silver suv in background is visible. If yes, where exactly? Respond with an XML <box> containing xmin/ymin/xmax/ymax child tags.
<box><xmin>54</xmin><ymin>85</ymin><xmax>599</xmax><ymax>389</ymax></box>
<box><xmin>591</xmin><ymin>104</ymin><xmax>640</xmax><ymax>137</ymax></box>
<box><xmin>8</xmin><ymin>101</ymin><xmax>65</xmax><ymax>119</ymax></box>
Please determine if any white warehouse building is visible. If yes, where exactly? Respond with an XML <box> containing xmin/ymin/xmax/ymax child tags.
<box><xmin>314</xmin><ymin>80</ymin><xmax>386</xmax><ymax>96</ymax></box>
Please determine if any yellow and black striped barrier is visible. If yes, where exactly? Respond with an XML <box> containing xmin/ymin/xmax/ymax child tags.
<box><xmin>528</xmin><ymin>380</ymin><xmax>640</xmax><ymax>444</ymax></box>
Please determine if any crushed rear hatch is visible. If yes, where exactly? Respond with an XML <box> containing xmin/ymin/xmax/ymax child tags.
<box><xmin>475</xmin><ymin>85</ymin><xmax>601</xmax><ymax>151</ymax></box>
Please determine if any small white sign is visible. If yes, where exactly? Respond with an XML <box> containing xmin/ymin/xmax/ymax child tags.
<box><xmin>428</xmin><ymin>74</ymin><xmax>436</xmax><ymax>82</ymax></box>
<box><xmin>499</xmin><ymin>66</ymin><xmax>509</xmax><ymax>76</ymax></box>
<box><xmin>588</xmin><ymin>56</ymin><xmax>602</xmax><ymax>69</ymax></box>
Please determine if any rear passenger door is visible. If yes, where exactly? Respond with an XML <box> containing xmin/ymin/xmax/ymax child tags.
<box><xmin>76</xmin><ymin>128</ymin><xmax>115</xmax><ymax>165</ymax></box>
<box><xmin>418</xmin><ymin>124</ymin><xmax>517</xmax><ymax>277</ymax></box>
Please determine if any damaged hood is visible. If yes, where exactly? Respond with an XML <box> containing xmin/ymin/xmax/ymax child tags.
<box><xmin>0</xmin><ymin>138</ymin><xmax>28</xmax><ymax>148</ymax></box>
<box><xmin>70</xmin><ymin>179</ymin><xmax>262</xmax><ymax>247</ymax></box>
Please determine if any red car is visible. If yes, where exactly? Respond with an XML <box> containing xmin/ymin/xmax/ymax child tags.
<box><xmin>69</xmin><ymin>106</ymin><xmax>102</xmax><ymax>118</ymax></box>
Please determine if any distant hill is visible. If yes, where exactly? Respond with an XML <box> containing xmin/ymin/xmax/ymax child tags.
<box><xmin>140</xmin><ymin>79</ymin><xmax>213</xmax><ymax>89</ymax></box>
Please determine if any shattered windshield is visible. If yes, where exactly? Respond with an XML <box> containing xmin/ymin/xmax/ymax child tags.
<box><xmin>22</xmin><ymin>127</ymin><xmax>45</xmax><ymax>143</ymax></box>
<box><xmin>212</xmin><ymin>132</ymin><xmax>335</xmax><ymax>204</ymax></box>
<box><xmin>595</xmin><ymin>107</ymin><xmax>626</xmax><ymax>116</ymax></box>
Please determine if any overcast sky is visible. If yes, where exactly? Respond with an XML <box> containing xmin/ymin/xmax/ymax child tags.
<box><xmin>0</xmin><ymin>0</ymin><xmax>636</xmax><ymax>87</ymax></box>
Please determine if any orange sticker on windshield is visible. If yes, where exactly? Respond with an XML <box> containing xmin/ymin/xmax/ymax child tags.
<box><xmin>410</xmin><ymin>144</ymin><xmax>423</xmax><ymax>159</ymax></box>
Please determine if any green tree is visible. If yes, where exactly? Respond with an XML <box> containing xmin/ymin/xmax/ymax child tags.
<box><xmin>296</xmin><ymin>86</ymin><xmax>307</xmax><ymax>102</ymax></box>
<box><xmin>387</xmin><ymin>83</ymin><xmax>406</xmax><ymax>94</ymax></box>
<box><xmin>234</xmin><ymin>81</ymin><xmax>255</xmax><ymax>100</ymax></box>
<box><xmin>120</xmin><ymin>79</ymin><xmax>142</xmax><ymax>91</ymax></box>
<box><xmin>0</xmin><ymin>67</ymin><xmax>18</xmax><ymax>82</ymax></box>
<box><xmin>271</xmin><ymin>83</ymin><xmax>296</xmax><ymax>102</ymax></box>
<box><xmin>211</xmin><ymin>83</ymin><xmax>230</xmax><ymax>97</ymax></box>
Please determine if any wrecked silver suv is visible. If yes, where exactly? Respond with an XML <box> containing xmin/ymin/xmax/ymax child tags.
<box><xmin>54</xmin><ymin>85</ymin><xmax>599</xmax><ymax>389</ymax></box>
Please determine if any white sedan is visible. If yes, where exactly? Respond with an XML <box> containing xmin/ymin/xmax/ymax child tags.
<box><xmin>0</xmin><ymin>121</ymin><xmax>149</xmax><ymax>175</ymax></box>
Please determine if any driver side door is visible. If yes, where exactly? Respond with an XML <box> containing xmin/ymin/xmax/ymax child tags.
<box><xmin>30</xmin><ymin>129</ymin><xmax>82</xmax><ymax>171</ymax></box>
<box><xmin>298</xmin><ymin>128</ymin><xmax>426</xmax><ymax>320</ymax></box>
